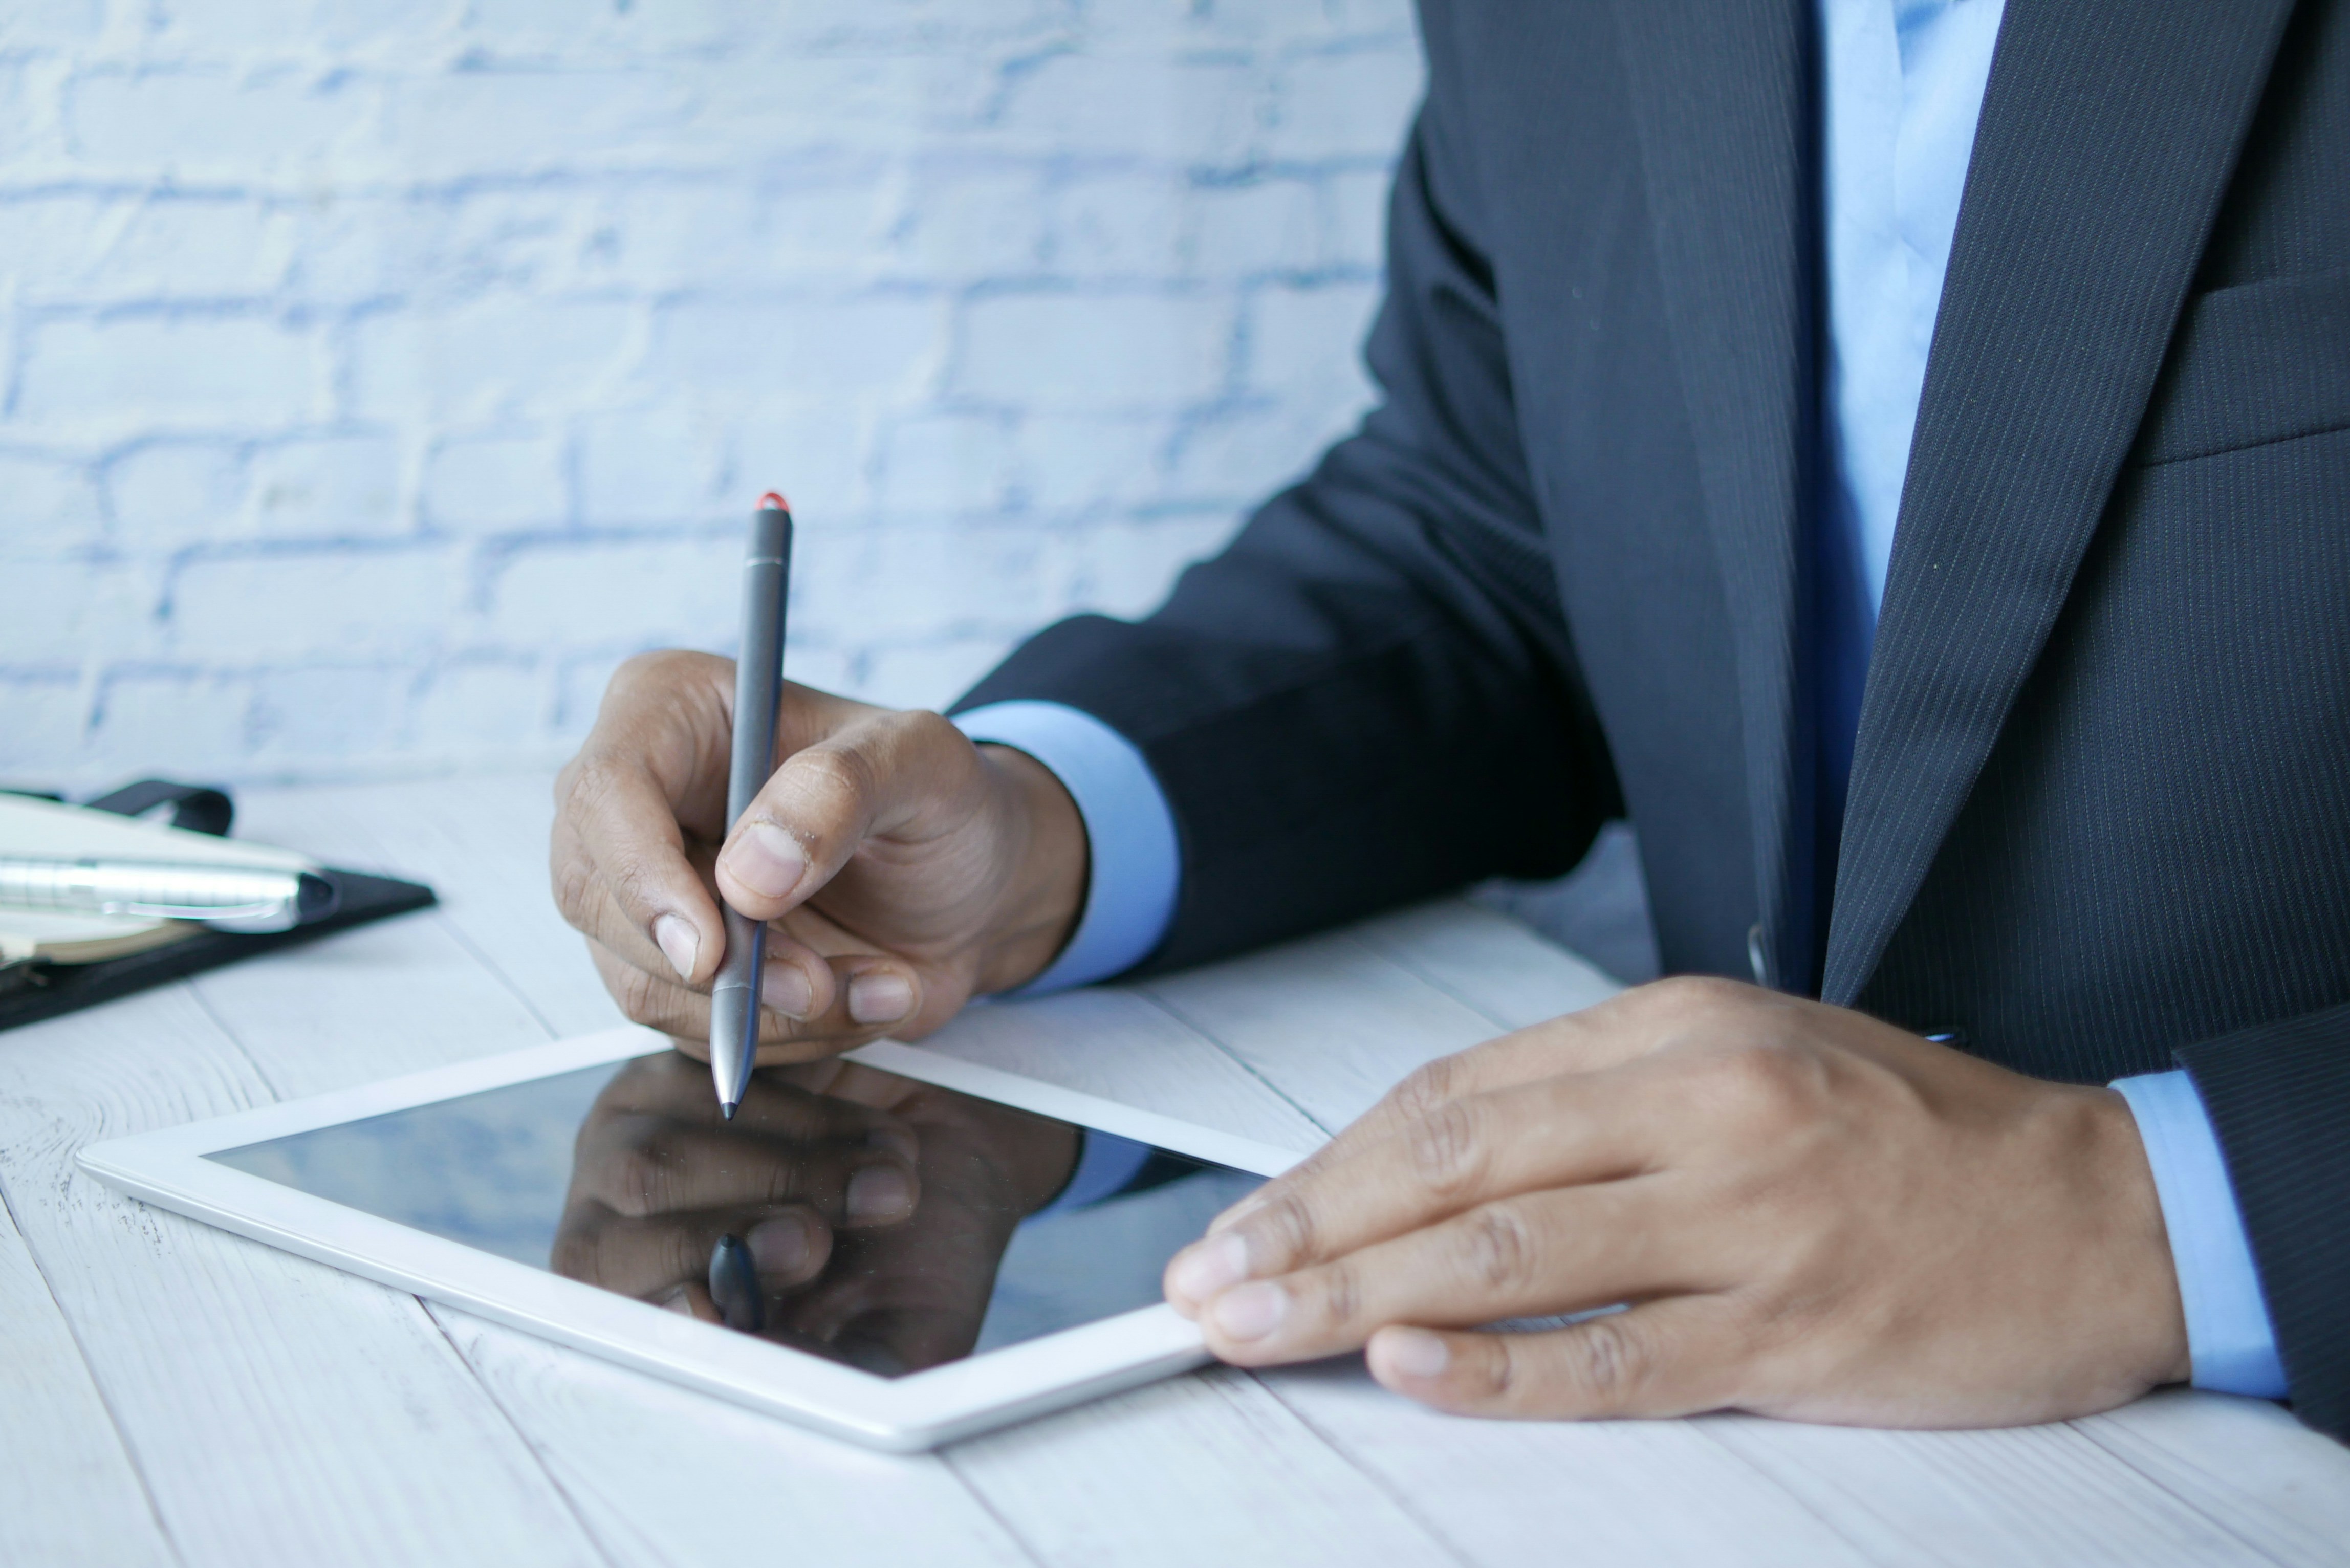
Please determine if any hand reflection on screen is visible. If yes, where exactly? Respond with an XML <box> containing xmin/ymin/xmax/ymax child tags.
<box><xmin>551</xmin><ymin>1050</ymin><xmax>1080</xmax><ymax>1375</ymax></box>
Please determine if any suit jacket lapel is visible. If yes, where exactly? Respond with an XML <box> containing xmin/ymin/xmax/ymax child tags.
<box><xmin>1822</xmin><ymin>0</ymin><xmax>2296</xmax><ymax>1006</ymax></box>
<box><xmin>1608</xmin><ymin>0</ymin><xmax>1819</xmax><ymax>987</ymax></box>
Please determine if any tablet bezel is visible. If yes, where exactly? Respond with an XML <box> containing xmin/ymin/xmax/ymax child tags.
<box><xmin>75</xmin><ymin>1025</ymin><xmax>1305</xmax><ymax>1451</ymax></box>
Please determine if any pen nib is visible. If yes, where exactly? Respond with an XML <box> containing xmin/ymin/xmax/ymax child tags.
<box><xmin>721</xmin><ymin>1101</ymin><xmax>738</xmax><ymax>1120</ymax></box>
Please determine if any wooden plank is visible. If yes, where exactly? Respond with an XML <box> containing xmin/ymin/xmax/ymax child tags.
<box><xmin>1135</xmin><ymin>930</ymin><xmax>1503</xmax><ymax>1130</ymax></box>
<box><xmin>235</xmin><ymin>775</ymin><xmax>622</xmax><ymax>1040</ymax></box>
<box><xmin>1349</xmin><ymin>899</ymin><xmax>1624</xmax><ymax>1032</ymax></box>
<box><xmin>431</xmin><ymin>1307</ymin><xmax>1037</xmax><ymax>1568</ymax></box>
<box><xmin>1258</xmin><ymin>1359</ymin><xmax>1872</xmax><ymax>1568</ymax></box>
<box><xmin>944</xmin><ymin>1365</ymin><xmax>1464</xmax><ymax>1568</ymax></box>
<box><xmin>1704</xmin><ymin>1413</ymin><xmax>2279</xmax><ymax>1566</ymax></box>
<box><xmin>925</xmin><ymin>988</ymin><xmax>1327</xmax><ymax>1151</ymax></box>
<box><xmin>1468</xmin><ymin>820</ymin><xmax>1662</xmax><ymax>986</ymax></box>
<box><xmin>0</xmin><ymin>1175</ymin><xmax>176</xmax><ymax>1568</ymax></box>
<box><xmin>2076</xmin><ymin>1391</ymin><xmax>2350</xmax><ymax>1566</ymax></box>
<box><xmin>0</xmin><ymin>989</ymin><xmax>607</xmax><ymax>1568</ymax></box>
<box><xmin>186</xmin><ymin>902</ymin><xmax>554</xmax><ymax>1098</ymax></box>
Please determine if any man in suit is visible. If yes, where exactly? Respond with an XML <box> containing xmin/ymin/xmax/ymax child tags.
<box><xmin>550</xmin><ymin>0</ymin><xmax>2350</xmax><ymax>1437</ymax></box>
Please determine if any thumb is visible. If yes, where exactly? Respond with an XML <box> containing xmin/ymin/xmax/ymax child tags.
<box><xmin>712</xmin><ymin>705</ymin><xmax>986</xmax><ymax>922</ymax></box>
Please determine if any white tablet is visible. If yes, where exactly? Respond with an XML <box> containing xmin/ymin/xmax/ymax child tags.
<box><xmin>77</xmin><ymin>1025</ymin><xmax>1301</xmax><ymax>1451</ymax></box>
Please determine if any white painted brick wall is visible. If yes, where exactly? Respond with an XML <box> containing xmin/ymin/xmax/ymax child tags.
<box><xmin>0</xmin><ymin>0</ymin><xmax>1420</xmax><ymax>789</ymax></box>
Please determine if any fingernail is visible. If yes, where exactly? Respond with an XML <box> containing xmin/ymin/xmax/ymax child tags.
<box><xmin>651</xmin><ymin>914</ymin><xmax>699</xmax><ymax>981</ymax></box>
<box><xmin>1168</xmin><ymin>1233</ymin><xmax>1250</xmax><ymax>1303</ymax></box>
<box><xmin>745</xmin><ymin>1214</ymin><xmax>815</xmax><ymax>1278</ymax></box>
<box><xmin>847</xmin><ymin>970</ymin><xmax>914</xmax><ymax>1025</ymax></box>
<box><xmin>1209</xmin><ymin>1281</ymin><xmax>1286</xmax><ymax>1342</ymax></box>
<box><xmin>1207</xmin><ymin>1194</ymin><xmax>1267</xmax><ymax>1235</ymax></box>
<box><xmin>846</xmin><ymin>1164</ymin><xmax>915</xmax><ymax>1223</ymax></box>
<box><xmin>1380</xmin><ymin>1328</ymin><xmax>1450</xmax><ymax>1379</ymax></box>
<box><xmin>724</xmin><ymin>821</ymin><xmax>807</xmax><ymax>901</ymax></box>
<box><xmin>761</xmin><ymin>961</ymin><xmax>816</xmax><ymax>1020</ymax></box>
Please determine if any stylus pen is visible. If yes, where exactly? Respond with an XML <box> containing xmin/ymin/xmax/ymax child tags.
<box><xmin>709</xmin><ymin>1233</ymin><xmax>763</xmax><ymax>1333</ymax></box>
<box><xmin>708</xmin><ymin>492</ymin><xmax>793</xmax><ymax>1119</ymax></box>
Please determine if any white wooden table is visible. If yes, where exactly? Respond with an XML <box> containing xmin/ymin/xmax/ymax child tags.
<box><xmin>5</xmin><ymin>773</ymin><xmax>2347</xmax><ymax>1567</ymax></box>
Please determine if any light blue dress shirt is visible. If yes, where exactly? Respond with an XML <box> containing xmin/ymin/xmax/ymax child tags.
<box><xmin>2111</xmin><ymin>1073</ymin><xmax>2287</xmax><ymax>1393</ymax></box>
<box><xmin>957</xmin><ymin>0</ymin><xmax>2287</xmax><ymax>1400</ymax></box>
<box><xmin>949</xmin><ymin>701</ymin><xmax>1179</xmax><ymax>993</ymax></box>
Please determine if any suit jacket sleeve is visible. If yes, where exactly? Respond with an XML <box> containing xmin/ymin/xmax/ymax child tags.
<box><xmin>953</xmin><ymin>103</ymin><xmax>1621</xmax><ymax>974</ymax></box>
<box><xmin>2178</xmin><ymin>1006</ymin><xmax>2350</xmax><ymax>1439</ymax></box>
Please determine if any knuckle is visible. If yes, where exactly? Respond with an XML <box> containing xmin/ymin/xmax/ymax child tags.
<box><xmin>1566</xmin><ymin>1316</ymin><xmax>1646</xmax><ymax>1408</ymax></box>
<box><xmin>1391</xmin><ymin>1055</ymin><xmax>1464</xmax><ymax>1123</ymax></box>
<box><xmin>756</xmin><ymin>1161</ymin><xmax>816</xmax><ymax>1207</ymax></box>
<box><xmin>1317</xmin><ymin>1259</ymin><xmax>1364</xmax><ymax>1329</ymax></box>
<box><xmin>1648</xmin><ymin>973</ymin><xmax>1747</xmax><ymax>1021</ymax></box>
<box><xmin>547</xmin><ymin>1227</ymin><xmax>597</xmax><ymax>1282</ymax></box>
<box><xmin>1464</xmin><ymin>1335</ymin><xmax>1520</xmax><ymax>1403</ymax></box>
<box><xmin>790</xmin><ymin>744</ymin><xmax>876</xmax><ymax>812</ymax></box>
<box><xmin>905</xmin><ymin>710</ymin><xmax>986</xmax><ymax>798</ymax></box>
<box><xmin>1253</xmin><ymin>1192</ymin><xmax>1322</xmax><ymax>1268</ymax></box>
<box><xmin>611</xmin><ymin>647</ymin><xmax>704</xmax><ymax>701</ymax></box>
<box><xmin>658</xmin><ymin>1229</ymin><xmax>712</xmax><ymax>1288</ymax></box>
<box><xmin>1406</xmin><ymin>1098</ymin><xmax>1486</xmax><ymax>1200</ymax></box>
<box><xmin>608</xmin><ymin>961</ymin><xmax>679</xmax><ymax>1029</ymax></box>
<box><xmin>602</xmin><ymin>854</ymin><xmax>667</xmax><ymax>923</ymax></box>
<box><xmin>551</xmin><ymin>856</ymin><xmax>598</xmax><ymax>930</ymax></box>
<box><xmin>893</xmin><ymin>707</ymin><xmax>963</xmax><ymax>756</ymax></box>
<box><xmin>557</xmin><ymin>751</ymin><xmax>625</xmax><ymax>822</ymax></box>
<box><xmin>1708</xmin><ymin>1040</ymin><xmax>1822</xmax><ymax>1130</ymax></box>
<box><xmin>606</xmin><ymin>1141</ymin><xmax>679</xmax><ymax>1217</ymax></box>
<box><xmin>1460</xmin><ymin>1204</ymin><xmax>1538</xmax><ymax>1291</ymax></box>
<box><xmin>610</xmin><ymin>649</ymin><xmax>667</xmax><ymax>689</ymax></box>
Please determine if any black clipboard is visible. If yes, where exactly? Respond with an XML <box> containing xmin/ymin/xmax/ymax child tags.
<box><xmin>0</xmin><ymin>781</ymin><xmax>438</xmax><ymax>1035</ymax></box>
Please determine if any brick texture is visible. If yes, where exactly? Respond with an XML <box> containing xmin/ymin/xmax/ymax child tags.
<box><xmin>0</xmin><ymin>0</ymin><xmax>1417</xmax><ymax>788</ymax></box>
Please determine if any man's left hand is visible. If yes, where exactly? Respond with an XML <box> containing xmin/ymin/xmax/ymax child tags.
<box><xmin>1164</xmin><ymin>977</ymin><xmax>2190</xmax><ymax>1427</ymax></box>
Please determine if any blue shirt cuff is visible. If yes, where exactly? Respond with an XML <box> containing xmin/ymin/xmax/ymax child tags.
<box><xmin>951</xmin><ymin>700</ymin><xmax>1181</xmax><ymax>994</ymax></box>
<box><xmin>1031</xmin><ymin>1129</ymin><xmax>1158</xmax><ymax>1217</ymax></box>
<box><xmin>2111</xmin><ymin>1070</ymin><xmax>2289</xmax><ymax>1399</ymax></box>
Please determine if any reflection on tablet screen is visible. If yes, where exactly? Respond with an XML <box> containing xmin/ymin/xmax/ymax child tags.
<box><xmin>209</xmin><ymin>1051</ymin><xmax>1262</xmax><ymax>1377</ymax></box>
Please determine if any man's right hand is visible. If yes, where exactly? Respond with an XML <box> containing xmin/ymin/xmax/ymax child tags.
<box><xmin>551</xmin><ymin>650</ymin><xmax>1090</xmax><ymax>1062</ymax></box>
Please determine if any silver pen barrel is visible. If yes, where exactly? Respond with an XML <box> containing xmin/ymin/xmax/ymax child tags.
<box><xmin>709</xmin><ymin>496</ymin><xmax>793</xmax><ymax>1117</ymax></box>
<box><xmin>0</xmin><ymin>857</ymin><xmax>338</xmax><ymax>933</ymax></box>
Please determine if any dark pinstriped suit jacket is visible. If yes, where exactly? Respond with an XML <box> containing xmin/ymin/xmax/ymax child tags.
<box><xmin>959</xmin><ymin>0</ymin><xmax>2350</xmax><ymax>1437</ymax></box>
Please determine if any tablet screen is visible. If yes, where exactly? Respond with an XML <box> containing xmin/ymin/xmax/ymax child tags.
<box><xmin>208</xmin><ymin>1050</ymin><xmax>1261</xmax><ymax>1377</ymax></box>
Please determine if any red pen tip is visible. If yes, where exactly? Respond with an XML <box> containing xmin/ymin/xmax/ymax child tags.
<box><xmin>757</xmin><ymin>491</ymin><xmax>789</xmax><ymax>513</ymax></box>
